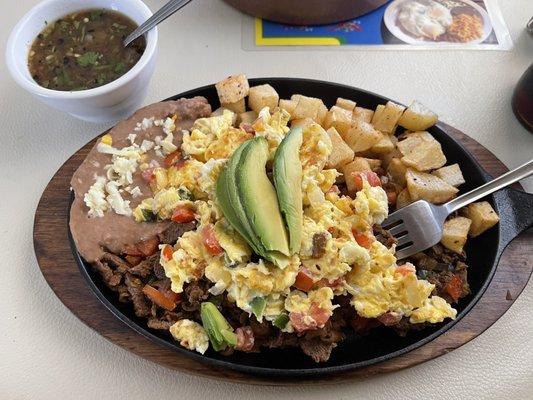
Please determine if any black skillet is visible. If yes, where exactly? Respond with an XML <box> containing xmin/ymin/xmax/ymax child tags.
<box><xmin>70</xmin><ymin>78</ymin><xmax>533</xmax><ymax>379</ymax></box>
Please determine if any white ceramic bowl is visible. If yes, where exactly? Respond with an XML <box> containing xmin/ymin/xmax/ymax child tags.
<box><xmin>6</xmin><ymin>0</ymin><xmax>158</xmax><ymax>123</ymax></box>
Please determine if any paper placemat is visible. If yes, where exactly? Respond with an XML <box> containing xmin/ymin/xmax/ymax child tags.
<box><xmin>243</xmin><ymin>0</ymin><xmax>512</xmax><ymax>50</ymax></box>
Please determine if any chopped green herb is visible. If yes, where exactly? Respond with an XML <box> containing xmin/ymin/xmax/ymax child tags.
<box><xmin>178</xmin><ymin>187</ymin><xmax>195</xmax><ymax>201</ymax></box>
<box><xmin>114</xmin><ymin>62</ymin><xmax>125</xmax><ymax>74</ymax></box>
<box><xmin>273</xmin><ymin>313</ymin><xmax>290</xmax><ymax>330</ymax></box>
<box><xmin>141</xmin><ymin>209</ymin><xmax>157</xmax><ymax>222</ymax></box>
<box><xmin>90</xmin><ymin>10</ymin><xmax>103</xmax><ymax>20</ymax></box>
<box><xmin>77</xmin><ymin>51</ymin><xmax>100</xmax><ymax>67</ymax></box>
<box><xmin>250</xmin><ymin>297</ymin><xmax>266</xmax><ymax>319</ymax></box>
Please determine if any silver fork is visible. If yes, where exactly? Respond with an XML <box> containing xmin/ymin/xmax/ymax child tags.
<box><xmin>381</xmin><ymin>159</ymin><xmax>533</xmax><ymax>260</ymax></box>
<box><xmin>123</xmin><ymin>0</ymin><xmax>194</xmax><ymax>47</ymax></box>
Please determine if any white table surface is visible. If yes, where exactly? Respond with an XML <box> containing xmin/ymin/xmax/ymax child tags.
<box><xmin>1</xmin><ymin>0</ymin><xmax>532</xmax><ymax>399</ymax></box>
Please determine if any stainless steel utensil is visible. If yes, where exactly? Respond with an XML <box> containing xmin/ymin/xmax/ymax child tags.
<box><xmin>381</xmin><ymin>159</ymin><xmax>533</xmax><ymax>259</ymax></box>
<box><xmin>124</xmin><ymin>0</ymin><xmax>193</xmax><ymax>47</ymax></box>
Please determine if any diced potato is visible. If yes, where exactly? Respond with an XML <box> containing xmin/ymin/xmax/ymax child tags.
<box><xmin>406</xmin><ymin>169</ymin><xmax>459</xmax><ymax>203</ymax></box>
<box><xmin>222</xmin><ymin>98</ymin><xmax>245</xmax><ymax>114</ymax></box>
<box><xmin>248</xmin><ymin>84</ymin><xmax>279</xmax><ymax>113</ymax></box>
<box><xmin>441</xmin><ymin>217</ymin><xmax>472</xmax><ymax>254</ymax></box>
<box><xmin>291</xmin><ymin>118</ymin><xmax>315</xmax><ymax>129</ymax></box>
<box><xmin>398</xmin><ymin>101</ymin><xmax>438</xmax><ymax>131</ymax></box>
<box><xmin>342</xmin><ymin>157</ymin><xmax>371</xmax><ymax>194</ymax></box>
<box><xmin>343</xmin><ymin>121</ymin><xmax>381</xmax><ymax>153</ymax></box>
<box><xmin>380</xmin><ymin>147</ymin><xmax>403</xmax><ymax>169</ymax></box>
<box><xmin>372</xmin><ymin>105</ymin><xmax>385</xmax><ymax>125</ymax></box>
<box><xmin>336</xmin><ymin>97</ymin><xmax>356</xmax><ymax>112</ymax></box>
<box><xmin>371</xmin><ymin>134</ymin><xmax>395</xmax><ymax>154</ymax></box>
<box><xmin>396</xmin><ymin>188</ymin><xmax>413</xmax><ymax>209</ymax></box>
<box><xmin>316</xmin><ymin>104</ymin><xmax>328</xmax><ymax>125</ymax></box>
<box><xmin>215</xmin><ymin>74</ymin><xmax>249</xmax><ymax>104</ymax></box>
<box><xmin>371</xmin><ymin>101</ymin><xmax>405</xmax><ymax>134</ymax></box>
<box><xmin>397</xmin><ymin>131</ymin><xmax>435</xmax><ymax>155</ymax></box>
<box><xmin>365</xmin><ymin>158</ymin><xmax>382</xmax><ymax>172</ymax></box>
<box><xmin>326</xmin><ymin>127</ymin><xmax>354</xmax><ymax>169</ymax></box>
<box><xmin>432</xmin><ymin>164</ymin><xmax>465</xmax><ymax>187</ymax></box>
<box><xmin>353</xmin><ymin>107</ymin><xmax>374</xmax><ymax>123</ymax></box>
<box><xmin>387</xmin><ymin>158</ymin><xmax>408</xmax><ymax>187</ymax></box>
<box><xmin>279</xmin><ymin>99</ymin><xmax>297</xmax><ymax>116</ymax></box>
<box><xmin>401</xmin><ymin>140</ymin><xmax>447</xmax><ymax>171</ymax></box>
<box><xmin>291</xmin><ymin>94</ymin><xmax>325</xmax><ymax>122</ymax></box>
<box><xmin>238</xmin><ymin>110</ymin><xmax>258</xmax><ymax>125</ymax></box>
<box><xmin>462</xmin><ymin>201</ymin><xmax>500</xmax><ymax>237</ymax></box>
<box><xmin>323</xmin><ymin>105</ymin><xmax>353</xmax><ymax>136</ymax></box>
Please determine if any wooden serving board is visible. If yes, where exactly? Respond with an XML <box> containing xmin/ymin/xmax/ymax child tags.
<box><xmin>33</xmin><ymin>123</ymin><xmax>533</xmax><ymax>385</ymax></box>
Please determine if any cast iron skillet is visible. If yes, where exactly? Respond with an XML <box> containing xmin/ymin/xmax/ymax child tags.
<box><xmin>70</xmin><ymin>78</ymin><xmax>533</xmax><ymax>378</ymax></box>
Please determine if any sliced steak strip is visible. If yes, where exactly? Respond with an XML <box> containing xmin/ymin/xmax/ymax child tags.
<box><xmin>147</xmin><ymin>318</ymin><xmax>173</xmax><ymax>331</ymax></box>
<box><xmin>181</xmin><ymin>280</ymin><xmax>210</xmax><ymax>312</ymax></box>
<box><xmin>101</xmin><ymin>252</ymin><xmax>131</xmax><ymax>274</ymax></box>
<box><xmin>159</xmin><ymin>221</ymin><xmax>196</xmax><ymax>245</ymax></box>
<box><xmin>92</xmin><ymin>259</ymin><xmax>122</xmax><ymax>287</ymax></box>
<box><xmin>130</xmin><ymin>253</ymin><xmax>160</xmax><ymax>278</ymax></box>
<box><xmin>299</xmin><ymin>336</ymin><xmax>337</xmax><ymax>363</ymax></box>
<box><xmin>124</xmin><ymin>273</ymin><xmax>151</xmax><ymax>318</ymax></box>
<box><xmin>312</xmin><ymin>232</ymin><xmax>328</xmax><ymax>259</ymax></box>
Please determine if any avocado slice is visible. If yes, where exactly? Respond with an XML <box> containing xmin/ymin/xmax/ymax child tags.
<box><xmin>216</xmin><ymin>141</ymin><xmax>264</xmax><ymax>256</ymax></box>
<box><xmin>273</xmin><ymin>127</ymin><xmax>303</xmax><ymax>254</ymax></box>
<box><xmin>236</xmin><ymin>137</ymin><xmax>291</xmax><ymax>259</ymax></box>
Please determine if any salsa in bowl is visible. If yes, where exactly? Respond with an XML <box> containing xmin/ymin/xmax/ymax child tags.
<box><xmin>6</xmin><ymin>0</ymin><xmax>158</xmax><ymax>123</ymax></box>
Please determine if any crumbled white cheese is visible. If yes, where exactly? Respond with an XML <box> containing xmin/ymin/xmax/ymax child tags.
<box><xmin>105</xmin><ymin>181</ymin><xmax>132</xmax><ymax>216</ymax></box>
<box><xmin>162</xmin><ymin>117</ymin><xmax>175</xmax><ymax>135</ymax></box>
<box><xmin>105</xmin><ymin>156</ymin><xmax>138</xmax><ymax>186</ymax></box>
<box><xmin>127</xmin><ymin>133</ymin><xmax>137</xmax><ymax>144</ymax></box>
<box><xmin>140</xmin><ymin>139</ymin><xmax>155</xmax><ymax>153</ymax></box>
<box><xmin>129</xmin><ymin>186</ymin><xmax>142</xmax><ymax>198</ymax></box>
<box><xmin>84</xmin><ymin>176</ymin><xmax>109</xmax><ymax>218</ymax></box>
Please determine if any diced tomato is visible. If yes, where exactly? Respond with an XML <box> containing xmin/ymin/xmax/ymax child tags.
<box><xmin>235</xmin><ymin>326</ymin><xmax>255</xmax><ymax>351</ymax></box>
<box><xmin>142</xmin><ymin>285</ymin><xmax>180</xmax><ymax>311</ymax></box>
<box><xmin>136</xmin><ymin>236</ymin><xmax>160</xmax><ymax>257</ymax></box>
<box><xmin>294</xmin><ymin>266</ymin><xmax>315</xmax><ymax>292</ymax></box>
<box><xmin>445</xmin><ymin>274</ymin><xmax>464</xmax><ymax>303</ymax></box>
<box><xmin>352</xmin><ymin>230</ymin><xmax>373</xmax><ymax>249</ymax></box>
<box><xmin>162</xmin><ymin>244</ymin><xmax>174</xmax><ymax>261</ymax></box>
<box><xmin>141</xmin><ymin>168</ymin><xmax>155</xmax><ymax>184</ymax></box>
<box><xmin>377</xmin><ymin>311</ymin><xmax>403</xmax><ymax>326</ymax></box>
<box><xmin>396</xmin><ymin>262</ymin><xmax>416</xmax><ymax>276</ymax></box>
<box><xmin>318</xmin><ymin>277</ymin><xmax>345</xmax><ymax>289</ymax></box>
<box><xmin>352</xmin><ymin>171</ymin><xmax>382</xmax><ymax>192</ymax></box>
<box><xmin>290</xmin><ymin>303</ymin><xmax>331</xmax><ymax>333</ymax></box>
<box><xmin>326</xmin><ymin>185</ymin><xmax>341</xmax><ymax>194</ymax></box>
<box><xmin>289</xmin><ymin>312</ymin><xmax>317</xmax><ymax>333</ymax></box>
<box><xmin>309</xmin><ymin>303</ymin><xmax>330</xmax><ymax>328</ymax></box>
<box><xmin>164</xmin><ymin>151</ymin><xmax>182</xmax><ymax>168</ymax></box>
<box><xmin>201</xmin><ymin>224</ymin><xmax>224</xmax><ymax>255</ymax></box>
<box><xmin>171</xmin><ymin>206</ymin><xmax>196</xmax><ymax>223</ymax></box>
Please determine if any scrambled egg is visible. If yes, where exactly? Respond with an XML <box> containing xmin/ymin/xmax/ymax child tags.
<box><xmin>169</xmin><ymin>319</ymin><xmax>209</xmax><ymax>354</ymax></box>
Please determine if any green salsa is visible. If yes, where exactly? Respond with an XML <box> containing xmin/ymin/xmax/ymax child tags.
<box><xmin>28</xmin><ymin>9</ymin><xmax>146</xmax><ymax>91</ymax></box>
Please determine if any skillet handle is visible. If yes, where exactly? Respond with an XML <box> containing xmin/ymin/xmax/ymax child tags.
<box><xmin>494</xmin><ymin>187</ymin><xmax>533</xmax><ymax>256</ymax></box>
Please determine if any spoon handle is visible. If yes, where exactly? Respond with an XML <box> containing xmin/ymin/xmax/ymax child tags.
<box><xmin>124</xmin><ymin>0</ymin><xmax>194</xmax><ymax>46</ymax></box>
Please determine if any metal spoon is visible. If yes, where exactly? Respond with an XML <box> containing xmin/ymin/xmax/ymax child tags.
<box><xmin>123</xmin><ymin>0</ymin><xmax>194</xmax><ymax>46</ymax></box>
